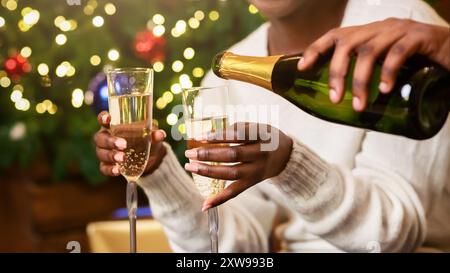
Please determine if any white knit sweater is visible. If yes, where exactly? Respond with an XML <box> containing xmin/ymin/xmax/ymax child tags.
<box><xmin>139</xmin><ymin>0</ymin><xmax>450</xmax><ymax>252</ymax></box>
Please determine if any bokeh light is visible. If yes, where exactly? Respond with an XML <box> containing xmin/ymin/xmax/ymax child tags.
<box><xmin>153</xmin><ymin>61</ymin><xmax>164</xmax><ymax>72</ymax></box>
<box><xmin>55</xmin><ymin>34</ymin><xmax>67</xmax><ymax>45</ymax></box>
<box><xmin>92</xmin><ymin>16</ymin><xmax>104</xmax><ymax>27</ymax></box>
<box><xmin>172</xmin><ymin>60</ymin><xmax>184</xmax><ymax>72</ymax></box>
<box><xmin>183</xmin><ymin>47</ymin><xmax>195</xmax><ymax>60</ymax></box>
<box><xmin>152</xmin><ymin>14</ymin><xmax>165</xmax><ymax>25</ymax></box>
<box><xmin>209</xmin><ymin>10</ymin><xmax>219</xmax><ymax>21</ymax></box>
<box><xmin>166</xmin><ymin>113</ymin><xmax>178</xmax><ymax>125</ymax></box>
<box><xmin>37</xmin><ymin>63</ymin><xmax>49</xmax><ymax>76</ymax></box>
<box><xmin>90</xmin><ymin>55</ymin><xmax>101</xmax><ymax>66</ymax></box>
<box><xmin>104</xmin><ymin>3</ymin><xmax>116</xmax><ymax>15</ymax></box>
<box><xmin>108</xmin><ymin>49</ymin><xmax>120</xmax><ymax>61</ymax></box>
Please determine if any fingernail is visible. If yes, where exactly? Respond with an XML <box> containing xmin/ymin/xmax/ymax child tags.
<box><xmin>184</xmin><ymin>163</ymin><xmax>199</xmax><ymax>173</ymax></box>
<box><xmin>329</xmin><ymin>89</ymin><xmax>338</xmax><ymax>103</ymax></box>
<box><xmin>114</xmin><ymin>138</ymin><xmax>127</xmax><ymax>150</ymax></box>
<box><xmin>185</xmin><ymin>149</ymin><xmax>197</xmax><ymax>159</ymax></box>
<box><xmin>114</xmin><ymin>152</ymin><xmax>124</xmax><ymax>162</ymax></box>
<box><xmin>101</xmin><ymin>114</ymin><xmax>108</xmax><ymax>124</ymax></box>
<box><xmin>352</xmin><ymin>97</ymin><xmax>362</xmax><ymax>111</ymax></box>
<box><xmin>379</xmin><ymin>82</ymin><xmax>390</xmax><ymax>93</ymax></box>
<box><xmin>298</xmin><ymin>57</ymin><xmax>305</xmax><ymax>69</ymax></box>
<box><xmin>112</xmin><ymin>166</ymin><xmax>120</xmax><ymax>175</ymax></box>
<box><xmin>202</xmin><ymin>204</ymin><xmax>212</xmax><ymax>212</ymax></box>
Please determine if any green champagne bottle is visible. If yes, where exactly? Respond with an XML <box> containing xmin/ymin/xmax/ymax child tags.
<box><xmin>212</xmin><ymin>52</ymin><xmax>450</xmax><ymax>140</ymax></box>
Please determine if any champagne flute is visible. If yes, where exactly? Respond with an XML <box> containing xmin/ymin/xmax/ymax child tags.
<box><xmin>182</xmin><ymin>85</ymin><xmax>230</xmax><ymax>253</ymax></box>
<box><xmin>106</xmin><ymin>68</ymin><xmax>153</xmax><ymax>253</ymax></box>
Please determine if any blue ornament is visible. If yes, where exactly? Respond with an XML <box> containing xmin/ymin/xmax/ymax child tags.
<box><xmin>88</xmin><ymin>72</ymin><xmax>109</xmax><ymax>115</ymax></box>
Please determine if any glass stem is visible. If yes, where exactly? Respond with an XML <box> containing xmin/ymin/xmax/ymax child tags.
<box><xmin>127</xmin><ymin>181</ymin><xmax>138</xmax><ymax>253</ymax></box>
<box><xmin>208</xmin><ymin>206</ymin><xmax>219</xmax><ymax>253</ymax></box>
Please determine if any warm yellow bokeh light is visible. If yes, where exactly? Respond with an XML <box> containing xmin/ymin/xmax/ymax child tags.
<box><xmin>162</xmin><ymin>91</ymin><xmax>174</xmax><ymax>104</ymax></box>
<box><xmin>209</xmin><ymin>10</ymin><xmax>219</xmax><ymax>21</ymax></box>
<box><xmin>194</xmin><ymin>10</ymin><xmax>205</xmax><ymax>21</ymax></box>
<box><xmin>188</xmin><ymin>18</ymin><xmax>200</xmax><ymax>29</ymax></box>
<box><xmin>36</xmin><ymin>103</ymin><xmax>45</xmax><ymax>114</ymax></box>
<box><xmin>55</xmin><ymin>34</ymin><xmax>67</xmax><ymax>45</ymax></box>
<box><xmin>178</xmin><ymin>123</ymin><xmax>186</xmax><ymax>134</ymax></box>
<box><xmin>92</xmin><ymin>16</ymin><xmax>104</xmax><ymax>27</ymax></box>
<box><xmin>104</xmin><ymin>3</ymin><xmax>116</xmax><ymax>15</ymax></box>
<box><xmin>66</xmin><ymin>66</ymin><xmax>76</xmax><ymax>77</ymax></box>
<box><xmin>152</xmin><ymin>14</ymin><xmax>165</xmax><ymax>25</ymax></box>
<box><xmin>56</xmin><ymin>63</ymin><xmax>69</xmax><ymax>77</ymax></box>
<box><xmin>175</xmin><ymin>20</ymin><xmax>187</xmax><ymax>34</ymax></box>
<box><xmin>13</xmin><ymin>84</ymin><xmax>24</xmax><ymax>92</ymax></box>
<box><xmin>248</xmin><ymin>4</ymin><xmax>259</xmax><ymax>14</ymax></box>
<box><xmin>20</xmin><ymin>46</ymin><xmax>32</xmax><ymax>58</ymax></box>
<box><xmin>23</xmin><ymin>10</ymin><xmax>40</xmax><ymax>25</ymax></box>
<box><xmin>48</xmin><ymin>104</ymin><xmax>57</xmax><ymax>115</ymax></box>
<box><xmin>10</xmin><ymin>90</ymin><xmax>22</xmax><ymax>102</ymax></box>
<box><xmin>171</xmin><ymin>28</ymin><xmax>181</xmax><ymax>38</ymax></box>
<box><xmin>166</xmin><ymin>113</ymin><xmax>178</xmax><ymax>125</ymax></box>
<box><xmin>18</xmin><ymin>20</ymin><xmax>30</xmax><ymax>32</ymax></box>
<box><xmin>54</xmin><ymin>16</ymin><xmax>65</xmax><ymax>27</ymax></box>
<box><xmin>153</xmin><ymin>61</ymin><xmax>164</xmax><ymax>72</ymax></box>
<box><xmin>6</xmin><ymin>0</ymin><xmax>17</xmax><ymax>11</ymax></box>
<box><xmin>183</xmin><ymin>47</ymin><xmax>195</xmax><ymax>60</ymax></box>
<box><xmin>43</xmin><ymin>99</ymin><xmax>52</xmax><ymax>109</ymax></box>
<box><xmin>172</xmin><ymin>60</ymin><xmax>184</xmax><ymax>72</ymax></box>
<box><xmin>37</xmin><ymin>63</ymin><xmax>49</xmax><ymax>76</ymax></box>
<box><xmin>15</xmin><ymin>98</ymin><xmax>30</xmax><ymax>111</ymax></box>
<box><xmin>21</xmin><ymin>7</ymin><xmax>32</xmax><ymax>17</ymax></box>
<box><xmin>108</xmin><ymin>49</ymin><xmax>120</xmax><ymax>61</ymax></box>
<box><xmin>0</xmin><ymin>77</ymin><xmax>11</xmax><ymax>88</ymax></box>
<box><xmin>90</xmin><ymin>55</ymin><xmax>101</xmax><ymax>66</ymax></box>
<box><xmin>153</xmin><ymin>25</ymin><xmax>165</xmax><ymax>37</ymax></box>
<box><xmin>59</xmin><ymin>20</ymin><xmax>71</xmax><ymax>32</ymax></box>
<box><xmin>156</xmin><ymin>97</ymin><xmax>167</xmax><ymax>110</ymax></box>
<box><xmin>68</xmin><ymin>20</ymin><xmax>77</xmax><ymax>31</ymax></box>
<box><xmin>83</xmin><ymin>5</ymin><xmax>94</xmax><ymax>16</ymax></box>
<box><xmin>72</xmin><ymin>88</ymin><xmax>84</xmax><ymax>108</ymax></box>
<box><xmin>192</xmin><ymin>67</ymin><xmax>204</xmax><ymax>78</ymax></box>
<box><xmin>170</xmin><ymin>83</ymin><xmax>182</xmax><ymax>94</ymax></box>
<box><xmin>179</xmin><ymin>74</ymin><xmax>193</xmax><ymax>88</ymax></box>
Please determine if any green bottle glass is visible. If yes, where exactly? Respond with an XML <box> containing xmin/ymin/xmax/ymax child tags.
<box><xmin>212</xmin><ymin>51</ymin><xmax>450</xmax><ymax>140</ymax></box>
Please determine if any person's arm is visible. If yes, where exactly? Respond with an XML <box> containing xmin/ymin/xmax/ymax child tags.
<box><xmin>192</xmin><ymin>122</ymin><xmax>449</xmax><ymax>252</ymax></box>
<box><xmin>138</xmin><ymin>143</ymin><xmax>277</xmax><ymax>252</ymax></box>
<box><xmin>298</xmin><ymin>18</ymin><xmax>450</xmax><ymax>111</ymax></box>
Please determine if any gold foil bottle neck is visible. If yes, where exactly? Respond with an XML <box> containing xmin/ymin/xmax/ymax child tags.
<box><xmin>217</xmin><ymin>52</ymin><xmax>282</xmax><ymax>91</ymax></box>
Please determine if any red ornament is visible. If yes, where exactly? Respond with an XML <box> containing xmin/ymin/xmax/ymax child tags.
<box><xmin>3</xmin><ymin>53</ymin><xmax>31</xmax><ymax>81</ymax></box>
<box><xmin>133</xmin><ymin>30</ymin><xmax>166</xmax><ymax>64</ymax></box>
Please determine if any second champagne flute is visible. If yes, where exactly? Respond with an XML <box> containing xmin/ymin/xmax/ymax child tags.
<box><xmin>182</xmin><ymin>85</ymin><xmax>230</xmax><ymax>253</ymax></box>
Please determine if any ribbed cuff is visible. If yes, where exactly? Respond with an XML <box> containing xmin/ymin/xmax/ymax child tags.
<box><xmin>272</xmin><ymin>139</ymin><xmax>330</xmax><ymax>199</ymax></box>
<box><xmin>138</xmin><ymin>142</ymin><xmax>202</xmax><ymax>215</ymax></box>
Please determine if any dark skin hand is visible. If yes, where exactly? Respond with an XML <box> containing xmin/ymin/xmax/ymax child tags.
<box><xmin>93</xmin><ymin>111</ymin><xmax>167</xmax><ymax>177</ymax></box>
<box><xmin>184</xmin><ymin>123</ymin><xmax>293</xmax><ymax>211</ymax></box>
<box><xmin>298</xmin><ymin>18</ymin><xmax>450</xmax><ymax>111</ymax></box>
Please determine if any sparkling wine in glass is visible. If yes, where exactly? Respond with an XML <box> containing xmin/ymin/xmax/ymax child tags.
<box><xmin>107</xmin><ymin>68</ymin><xmax>153</xmax><ymax>253</ymax></box>
<box><xmin>182</xmin><ymin>86</ymin><xmax>230</xmax><ymax>253</ymax></box>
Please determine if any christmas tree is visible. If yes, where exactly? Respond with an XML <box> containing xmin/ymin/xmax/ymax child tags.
<box><xmin>0</xmin><ymin>0</ymin><xmax>264</xmax><ymax>184</ymax></box>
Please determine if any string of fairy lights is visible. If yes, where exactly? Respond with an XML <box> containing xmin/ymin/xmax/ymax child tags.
<box><xmin>0</xmin><ymin>0</ymin><xmax>260</xmax><ymax>129</ymax></box>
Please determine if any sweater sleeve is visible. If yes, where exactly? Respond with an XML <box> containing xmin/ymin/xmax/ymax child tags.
<box><xmin>138</xmin><ymin>143</ymin><xmax>277</xmax><ymax>252</ymax></box>
<box><xmin>270</xmin><ymin>124</ymin><xmax>450</xmax><ymax>252</ymax></box>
